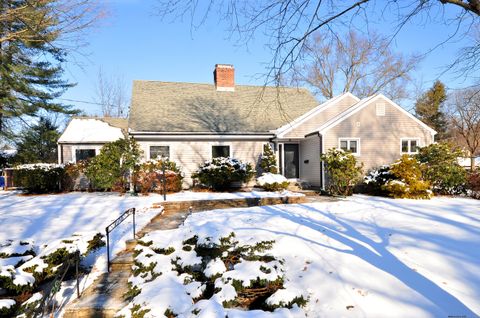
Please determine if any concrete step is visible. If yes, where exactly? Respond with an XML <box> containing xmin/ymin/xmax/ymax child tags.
<box><xmin>125</xmin><ymin>239</ymin><xmax>137</xmax><ymax>252</ymax></box>
<box><xmin>63</xmin><ymin>271</ymin><xmax>130</xmax><ymax>318</ymax></box>
<box><xmin>109</xmin><ymin>253</ymin><xmax>133</xmax><ymax>272</ymax></box>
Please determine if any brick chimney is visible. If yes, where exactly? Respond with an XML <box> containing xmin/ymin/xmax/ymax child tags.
<box><xmin>214</xmin><ymin>64</ymin><xmax>234</xmax><ymax>91</ymax></box>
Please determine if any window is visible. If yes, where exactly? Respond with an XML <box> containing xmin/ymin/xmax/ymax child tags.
<box><xmin>339</xmin><ymin>138</ymin><xmax>360</xmax><ymax>155</ymax></box>
<box><xmin>401</xmin><ymin>139</ymin><xmax>420</xmax><ymax>154</ymax></box>
<box><xmin>75</xmin><ymin>149</ymin><xmax>96</xmax><ymax>162</ymax></box>
<box><xmin>150</xmin><ymin>146</ymin><xmax>170</xmax><ymax>159</ymax></box>
<box><xmin>212</xmin><ymin>145</ymin><xmax>230</xmax><ymax>158</ymax></box>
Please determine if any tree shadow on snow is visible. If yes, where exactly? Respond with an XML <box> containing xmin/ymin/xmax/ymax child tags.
<box><xmin>240</xmin><ymin>203</ymin><xmax>479</xmax><ymax>317</ymax></box>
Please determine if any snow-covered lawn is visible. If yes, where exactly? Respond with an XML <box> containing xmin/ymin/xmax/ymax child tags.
<box><xmin>121</xmin><ymin>195</ymin><xmax>480</xmax><ymax>318</ymax></box>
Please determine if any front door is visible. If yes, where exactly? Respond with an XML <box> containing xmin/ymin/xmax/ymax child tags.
<box><xmin>284</xmin><ymin>144</ymin><xmax>299</xmax><ymax>179</ymax></box>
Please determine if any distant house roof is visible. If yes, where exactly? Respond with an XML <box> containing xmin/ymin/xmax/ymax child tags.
<box><xmin>58</xmin><ymin>117</ymin><xmax>127</xmax><ymax>143</ymax></box>
<box><xmin>129</xmin><ymin>81</ymin><xmax>319</xmax><ymax>133</ymax></box>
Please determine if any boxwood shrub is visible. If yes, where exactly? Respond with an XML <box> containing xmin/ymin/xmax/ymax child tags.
<box><xmin>192</xmin><ymin>157</ymin><xmax>255</xmax><ymax>191</ymax></box>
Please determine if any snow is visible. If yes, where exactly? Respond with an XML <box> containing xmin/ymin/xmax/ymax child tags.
<box><xmin>0</xmin><ymin>298</ymin><xmax>15</xmax><ymax>309</ymax></box>
<box><xmin>58</xmin><ymin>118</ymin><xmax>124</xmax><ymax>143</ymax></box>
<box><xmin>120</xmin><ymin>195</ymin><xmax>480</xmax><ymax>317</ymax></box>
<box><xmin>257</xmin><ymin>173</ymin><xmax>288</xmax><ymax>186</ymax></box>
<box><xmin>204</xmin><ymin>258</ymin><xmax>227</xmax><ymax>278</ymax></box>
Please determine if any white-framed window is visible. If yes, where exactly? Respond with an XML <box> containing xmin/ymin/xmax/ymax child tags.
<box><xmin>150</xmin><ymin>145</ymin><xmax>170</xmax><ymax>159</ymax></box>
<box><xmin>338</xmin><ymin>138</ymin><xmax>360</xmax><ymax>155</ymax></box>
<box><xmin>212</xmin><ymin>145</ymin><xmax>230</xmax><ymax>158</ymax></box>
<box><xmin>400</xmin><ymin>138</ymin><xmax>420</xmax><ymax>154</ymax></box>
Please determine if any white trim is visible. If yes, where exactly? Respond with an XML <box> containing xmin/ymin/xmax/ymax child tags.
<box><xmin>317</xmin><ymin>94</ymin><xmax>437</xmax><ymax>135</ymax></box>
<box><xmin>400</xmin><ymin>138</ymin><xmax>421</xmax><ymax>155</ymax></box>
<box><xmin>275</xmin><ymin>92</ymin><xmax>360</xmax><ymax>138</ymax></box>
<box><xmin>338</xmin><ymin>138</ymin><xmax>361</xmax><ymax>156</ymax></box>
<box><xmin>130</xmin><ymin>134</ymin><xmax>272</xmax><ymax>141</ymax></box>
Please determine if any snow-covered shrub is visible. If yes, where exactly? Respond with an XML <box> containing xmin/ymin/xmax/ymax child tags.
<box><xmin>257</xmin><ymin>173</ymin><xmax>289</xmax><ymax>191</ymax></box>
<box><xmin>0</xmin><ymin>299</ymin><xmax>16</xmax><ymax>317</ymax></box>
<box><xmin>0</xmin><ymin>232</ymin><xmax>104</xmax><ymax>316</ymax></box>
<box><xmin>363</xmin><ymin>165</ymin><xmax>396</xmax><ymax>195</ymax></box>
<box><xmin>192</xmin><ymin>157</ymin><xmax>255</xmax><ymax>191</ymax></box>
<box><xmin>260</xmin><ymin>144</ymin><xmax>278</xmax><ymax>174</ymax></box>
<box><xmin>14</xmin><ymin>164</ymin><xmax>65</xmax><ymax>193</ymax></box>
<box><xmin>85</xmin><ymin>137</ymin><xmax>142</xmax><ymax>191</ymax></box>
<box><xmin>321</xmin><ymin>148</ymin><xmax>363</xmax><ymax>196</ymax></box>
<box><xmin>415</xmin><ymin>143</ymin><xmax>466</xmax><ymax>194</ymax></box>
<box><xmin>135</xmin><ymin>159</ymin><xmax>183</xmax><ymax>195</ymax></box>
<box><xmin>118</xmin><ymin>228</ymin><xmax>307</xmax><ymax>317</ymax></box>
<box><xmin>383</xmin><ymin>155</ymin><xmax>432</xmax><ymax>199</ymax></box>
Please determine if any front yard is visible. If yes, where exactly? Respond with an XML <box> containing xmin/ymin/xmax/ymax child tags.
<box><xmin>122</xmin><ymin>195</ymin><xmax>480</xmax><ymax>318</ymax></box>
<box><xmin>0</xmin><ymin>191</ymin><xmax>479</xmax><ymax>317</ymax></box>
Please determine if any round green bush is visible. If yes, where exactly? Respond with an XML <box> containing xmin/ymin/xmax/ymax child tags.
<box><xmin>192</xmin><ymin>157</ymin><xmax>255</xmax><ymax>191</ymax></box>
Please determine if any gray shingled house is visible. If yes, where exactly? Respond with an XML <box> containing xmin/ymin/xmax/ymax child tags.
<box><xmin>58</xmin><ymin>64</ymin><xmax>436</xmax><ymax>188</ymax></box>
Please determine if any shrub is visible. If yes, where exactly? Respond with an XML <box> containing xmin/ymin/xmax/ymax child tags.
<box><xmin>363</xmin><ymin>165</ymin><xmax>396</xmax><ymax>196</ymax></box>
<box><xmin>85</xmin><ymin>138</ymin><xmax>142</xmax><ymax>191</ymax></box>
<box><xmin>14</xmin><ymin>164</ymin><xmax>65</xmax><ymax>193</ymax></box>
<box><xmin>382</xmin><ymin>155</ymin><xmax>432</xmax><ymax>199</ymax></box>
<box><xmin>61</xmin><ymin>161</ymin><xmax>88</xmax><ymax>192</ymax></box>
<box><xmin>260</xmin><ymin>144</ymin><xmax>278</xmax><ymax>174</ymax></box>
<box><xmin>467</xmin><ymin>170</ymin><xmax>480</xmax><ymax>199</ymax></box>
<box><xmin>257</xmin><ymin>173</ymin><xmax>289</xmax><ymax>191</ymax></box>
<box><xmin>415</xmin><ymin>143</ymin><xmax>466</xmax><ymax>194</ymax></box>
<box><xmin>321</xmin><ymin>148</ymin><xmax>363</xmax><ymax>196</ymax></box>
<box><xmin>135</xmin><ymin>159</ymin><xmax>183</xmax><ymax>195</ymax></box>
<box><xmin>192</xmin><ymin>157</ymin><xmax>255</xmax><ymax>191</ymax></box>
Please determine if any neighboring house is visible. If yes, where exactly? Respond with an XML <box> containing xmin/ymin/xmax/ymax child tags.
<box><xmin>57</xmin><ymin>117</ymin><xmax>127</xmax><ymax>163</ymax></box>
<box><xmin>58</xmin><ymin>64</ymin><xmax>436</xmax><ymax>188</ymax></box>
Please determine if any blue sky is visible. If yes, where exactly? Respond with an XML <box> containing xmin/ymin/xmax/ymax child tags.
<box><xmin>60</xmin><ymin>1</ymin><xmax>477</xmax><ymax>115</ymax></box>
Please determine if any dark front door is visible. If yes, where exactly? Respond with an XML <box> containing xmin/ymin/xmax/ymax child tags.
<box><xmin>284</xmin><ymin>144</ymin><xmax>299</xmax><ymax>178</ymax></box>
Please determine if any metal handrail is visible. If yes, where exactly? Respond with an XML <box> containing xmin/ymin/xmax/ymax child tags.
<box><xmin>32</xmin><ymin>251</ymin><xmax>81</xmax><ymax>318</ymax></box>
<box><xmin>105</xmin><ymin>207</ymin><xmax>136</xmax><ymax>272</ymax></box>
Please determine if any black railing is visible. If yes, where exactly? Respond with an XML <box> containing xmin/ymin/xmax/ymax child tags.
<box><xmin>105</xmin><ymin>207</ymin><xmax>136</xmax><ymax>272</ymax></box>
<box><xmin>33</xmin><ymin>251</ymin><xmax>81</xmax><ymax>317</ymax></box>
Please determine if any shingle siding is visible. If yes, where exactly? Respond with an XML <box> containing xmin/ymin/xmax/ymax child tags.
<box><xmin>284</xmin><ymin>94</ymin><xmax>358</xmax><ymax>138</ymax></box>
<box><xmin>322</xmin><ymin>96</ymin><xmax>434</xmax><ymax>171</ymax></box>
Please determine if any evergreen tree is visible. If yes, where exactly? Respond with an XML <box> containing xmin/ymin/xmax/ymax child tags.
<box><xmin>0</xmin><ymin>1</ymin><xmax>99</xmax><ymax>137</ymax></box>
<box><xmin>260</xmin><ymin>144</ymin><xmax>278</xmax><ymax>174</ymax></box>
<box><xmin>415</xmin><ymin>80</ymin><xmax>449</xmax><ymax>140</ymax></box>
<box><xmin>14</xmin><ymin>117</ymin><xmax>60</xmax><ymax>164</ymax></box>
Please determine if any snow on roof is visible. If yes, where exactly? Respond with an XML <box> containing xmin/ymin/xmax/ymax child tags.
<box><xmin>58</xmin><ymin>118</ymin><xmax>125</xmax><ymax>143</ymax></box>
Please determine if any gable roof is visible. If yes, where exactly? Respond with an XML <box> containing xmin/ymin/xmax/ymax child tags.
<box><xmin>275</xmin><ymin>92</ymin><xmax>360</xmax><ymax>138</ymax></box>
<box><xmin>314</xmin><ymin>94</ymin><xmax>437</xmax><ymax>135</ymax></box>
<box><xmin>58</xmin><ymin>117</ymin><xmax>127</xmax><ymax>143</ymax></box>
<box><xmin>129</xmin><ymin>81</ymin><xmax>319</xmax><ymax>133</ymax></box>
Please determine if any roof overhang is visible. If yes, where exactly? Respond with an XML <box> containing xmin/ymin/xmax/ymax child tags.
<box><xmin>129</xmin><ymin>131</ymin><xmax>275</xmax><ymax>141</ymax></box>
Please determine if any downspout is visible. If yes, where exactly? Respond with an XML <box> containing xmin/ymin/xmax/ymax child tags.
<box><xmin>319</xmin><ymin>132</ymin><xmax>325</xmax><ymax>191</ymax></box>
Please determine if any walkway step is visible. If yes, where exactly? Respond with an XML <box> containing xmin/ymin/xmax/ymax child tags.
<box><xmin>63</xmin><ymin>271</ymin><xmax>130</xmax><ymax>318</ymax></box>
<box><xmin>109</xmin><ymin>252</ymin><xmax>134</xmax><ymax>272</ymax></box>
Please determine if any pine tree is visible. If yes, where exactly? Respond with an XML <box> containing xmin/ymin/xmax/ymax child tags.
<box><xmin>260</xmin><ymin>144</ymin><xmax>278</xmax><ymax>174</ymax></box>
<box><xmin>415</xmin><ymin>80</ymin><xmax>449</xmax><ymax>140</ymax></box>
<box><xmin>14</xmin><ymin>117</ymin><xmax>60</xmax><ymax>164</ymax></box>
<box><xmin>0</xmin><ymin>1</ymin><xmax>87</xmax><ymax>137</ymax></box>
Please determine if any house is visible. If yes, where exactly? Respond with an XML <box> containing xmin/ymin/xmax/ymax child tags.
<box><xmin>58</xmin><ymin>64</ymin><xmax>436</xmax><ymax>188</ymax></box>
